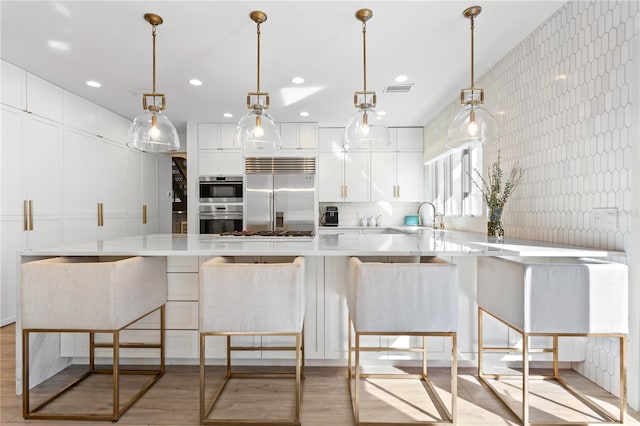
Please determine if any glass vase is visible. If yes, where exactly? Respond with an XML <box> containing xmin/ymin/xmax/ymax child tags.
<box><xmin>487</xmin><ymin>207</ymin><xmax>504</xmax><ymax>240</ymax></box>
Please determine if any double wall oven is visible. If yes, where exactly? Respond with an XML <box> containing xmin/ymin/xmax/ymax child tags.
<box><xmin>199</xmin><ymin>176</ymin><xmax>243</xmax><ymax>234</ymax></box>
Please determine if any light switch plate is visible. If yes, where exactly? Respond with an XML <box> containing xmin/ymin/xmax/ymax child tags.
<box><xmin>590</xmin><ymin>208</ymin><xmax>618</xmax><ymax>230</ymax></box>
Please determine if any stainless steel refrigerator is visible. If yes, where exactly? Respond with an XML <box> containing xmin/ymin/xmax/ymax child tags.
<box><xmin>245</xmin><ymin>157</ymin><xmax>316</xmax><ymax>232</ymax></box>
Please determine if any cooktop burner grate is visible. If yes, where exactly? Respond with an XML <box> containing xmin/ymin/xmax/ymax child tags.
<box><xmin>219</xmin><ymin>230</ymin><xmax>315</xmax><ymax>237</ymax></box>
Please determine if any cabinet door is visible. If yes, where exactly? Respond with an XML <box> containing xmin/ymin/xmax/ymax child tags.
<box><xmin>197</xmin><ymin>123</ymin><xmax>220</xmax><ymax>149</ymax></box>
<box><xmin>219</xmin><ymin>123</ymin><xmax>237</xmax><ymax>149</ymax></box>
<box><xmin>396</xmin><ymin>152</ymin><xmax>424</xmax><ymax>201</ymax></box>
<box><xmin>323</xmin><ymin>257</ymin><xmax>349</xmax><ymax>359</ymax></box>
<box><xmin>97</xmin><ymin>108</ymin><xmax>130</xmax><ymax>144</ymax></box>
<box><xmin>63</xmin><ymin>129</ymin><xmax>97</xmax><ymax>215</ymax></box>
<box><xmin>1</xmin><ymin>60</ymin><xmax>26</xmax><ymax>110</ymax></box>
<box><xmin>142</xmin><ymin>153</ymin><xmax>158</xmax><ymax>233</ymax></box>
<box><xmin>370</xmin><ymin>152</ymin><xmax>395</xmax><ymax>202</ymax></box>
<box><xmin>24</xmin><ymin>115</ymin><xmax>62</xmax><ymax>217</ymax></box>
<box><xmin>125</xmin><ymin>148</ymin><xmax>143</xmax><ymax>226</ymax></box>
<box><xmin>1</xmin><ymin>106</ymin><xmax>24</xmax><ymax>216</ymax></box>
<box><xmin>98</xmin><ymin>140</ymin><xmax>127</xmax><ymax>215</ymax></box>
<box><xmin>299</xmin><ymin>123</ymin><xmax>318</xmax><ymax>149</ymax></box>
<box><xmin>63</xmin><ymin>91</ymin><xmax>97</xmax><ymax>134</ymax></box>
<box><xmin>279</xmin><ymin>123</ymin><xmax>299</xmax><ymax>149</ymax></box>
<box><xmin>199</xmin><ymin>150</ymin><xmax>243</xmax><ymax>176</ymax></box>
<box><xmin>396</xmin><ymin>127</ymin><xmax>423</xmax><ymax>152</ymax></box>
<box><xmin>1</xmin><ymin>217</ymin><xmax>25</xmax><ymax>325</ymax></box>
<box><xmin>318</xmin><ymin>152</ymin><xmax>344</xmax><ymax>201</ymax></box>
<box><xmin>26</xmin><ymin>74</ymin><xmax>63</xmax><ymax>123</ymax></box>
<box><xmin>318</xmin><ymin>128</ymin><xmax>344</xmax><ymax>152</ymax></box>
<box><xmin>344</xmin><ymin>152</ymin><xmax>369</xmax><ymax>202</ymax></box>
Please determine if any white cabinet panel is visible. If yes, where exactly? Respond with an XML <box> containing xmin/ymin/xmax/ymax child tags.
<box><xmin>63</xmin><ymin>92</ymin><xmax>97</xmax><ymax>134</ymax></box>
<box><xmin>344</xmin><ymin>152</ymin><xmax>370</xmax><ymax>202</ymax></box>
<box><xmin>26</xmin><ymin>74</ymin><xmax>62</xmax><ymax>122</ymax></box>
<box><xmin>165</xmin><ymin>330</ymin><xmax>199</xmax><ymax>358</ymax></box>
<box><xmin>280</xmin><ymin>122</ymin><xmax>299</xmax><ymax>149</ymax></box>
<box><xmin>97</xmin><ymin>108</ymin><xmax>129</xmax><ymax>144</ymax></box>
<box><xmin>396</xmin><ymin>152</ymin><xmax>424</xmax><ymax>201</ymax></box>
<box><xmin>142</xmin><ymin>153</ymin><xmax>158</xmax><ymax>216</ymax></box>
<box><xmin>279</xmin><ymin>122</ymin><xmax>318</xmax><ymax>150</ymax></box>
<box><xmin>198</xmin><ymin>123</ymin><xmax>221</xmax><ymax>149</ymax></box>
<box><xmin>167</xmin><ymin>273</ymin><xmax>198</xmax><ymax>301</ymax></box>
<box><xmin>63</xmin><ymin>217</ymin><xmax>97</xmax><ymax>245</ymax></box>
<box><xmin>318</xmin><ymin>127</ymin><xmax>344</xmax><ymax>152</ymax></box>
<box><xmin>167</xmin><ymin>256</ymin><xmax>199</xmax><ymax>272</ymax></box>
<box><xmin>24</xmin><ymin>115</ymin><xmax>63</xmax><ymax>217</ymax></box>
<box><xmin>318</xmin><ymin>152</ymin><xmax>344</xmax><ymax>201</ymax></box>
<box><xmin>63</xmin><ymin>129</ymin><xmax>97</xmax><ymax>215</ymax></box>
<box><xmin>199</xmin><ymin>150</ymin><xmax>243</xmax><ymax>176</ymax></box>
<box><xmin>370</xmin><ymin>152</ymin><xmax>395</xmax><ymax>202</ymax></box>
<box><xmin>125</xmin><ymin>148</ymin><xmax>142</xmax><ymax>216</ymax></box>
<box><xmin>166</xmin><ymin>301</ymin><xmax>198</xmax><ymax>329</ymax></box>
<box><xmin>1</xmin><ymin>60</ymin><xmax>26</xmax><ymax>110</ymax></box>
<box><xmin>299</xmin><ymin>123</ymin><xmax>318</xmax><ymax>149</ymax></box>
<box><xmin>0</xmin><ymin>217</ymin><xmax>25</xmax><ymax>325</ymax></box>
<box><xmin>98</xmin><ymin>141</ymin><xmax>127</xmax><ymax>215</ymax></box>
<box><xmin>219</xmin><ymin>123</ymin><xmax>237</xmax><ymax>149</ymax></box>
<box><xmin>1</xmin><ymin>106</ymin><xmax>24</xmax><ymax>215</ymax></box>
<box><xmin>26</xmin><ymin>217</ymin><xmax>62</xmax><ymax>250</ymax></box>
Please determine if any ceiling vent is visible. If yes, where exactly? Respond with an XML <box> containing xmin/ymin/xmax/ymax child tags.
<box><xmin>383</xmin><ymin>83</ymin><xmax>414</xmax><ymax>93</ymax></box>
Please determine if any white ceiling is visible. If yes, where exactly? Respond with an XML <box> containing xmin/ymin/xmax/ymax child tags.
<box><xmin>0</xmin><ymin>1</ymin><xmax>564</xmax><ymax>133</ymax></box>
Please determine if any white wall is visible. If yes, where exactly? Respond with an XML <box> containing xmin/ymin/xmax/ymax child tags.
<box><xmin>425</xmin><ymin>0</ymin><xmax>639</xmax><ymax>406</ymax></box>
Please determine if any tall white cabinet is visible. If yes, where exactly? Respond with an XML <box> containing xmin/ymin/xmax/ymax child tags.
<box><xmin>0</xmin><ymin>59</ymin><xmax>159</xmax><ymax>325</ymax></box>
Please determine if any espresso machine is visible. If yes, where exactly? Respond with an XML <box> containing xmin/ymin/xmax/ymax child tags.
<box><xmin>324</xmin><ymin>206</ymin><xmax>339</xmax><ymax>226</ymax></box>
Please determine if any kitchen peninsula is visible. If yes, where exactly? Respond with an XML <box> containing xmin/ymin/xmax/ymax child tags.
<box><xmin>16</xmin><ymin>229</ymin><xmax>623</xmax><ymax>394</ymax></box>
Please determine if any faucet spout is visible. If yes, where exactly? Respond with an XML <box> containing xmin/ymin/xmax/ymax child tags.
<box><xmin>417</xmin><ymin>201</ymin><xmax>437</xmax><ymax>228</ymax></box>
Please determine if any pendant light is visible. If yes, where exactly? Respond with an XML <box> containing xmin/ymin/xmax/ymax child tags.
<box><xmin>446</xmin><ymin>6</ymin><xmax>498</xmax><ymax>150</ymax></box>
<box><xmin>127</xmin><ymin>13</ymin><xmax>180</xmax><ymax>153</ymax></box>
<box><xmin>234</xmin><ymin>11</ymin><xmax>281</xmax><ymax>150</ymax></box>
<box><xmin>344</xmin><ymin>9</ymin><xmax>390</xmax><ymax>150</ymax></box>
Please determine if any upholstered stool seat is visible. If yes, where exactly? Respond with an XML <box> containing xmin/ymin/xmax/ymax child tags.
<box><xmin>347</xmin><ymin>256</ymin><xmax>458</xmax><ymax>425</ymax></box>
<box><xmin>477</xmin><ymin>256</ymin><xmax>628</xmax><ymax>425</ymax></box>
<box><xmin>199</xmin><ymin>256</ymin><xmax>305</xmax><ymax>425</ymax></box>
<box><xmin>21</xmin><ymin>256</ymin><xmax>167</xmax><ymax>421</ymax></box>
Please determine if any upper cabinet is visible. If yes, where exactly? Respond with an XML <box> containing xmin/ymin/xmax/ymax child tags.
<box><xmin>280</xmin><ymin>123</ymin><xmax>318</xmax><ymax>150</ymax></box>
<box><xmin>318</xmin><ymin>126</ymin><xmax>424</xmax><ymax>202</ymax></box>
<box><xmin>1</xmin><ymin>60</ymin><xmax>62</xmax><ymax>122</ymax></box>
<box><xmin>198</xmin><ymin>123</ymin><xmax>239</xmax><ymax>150</ymax></box>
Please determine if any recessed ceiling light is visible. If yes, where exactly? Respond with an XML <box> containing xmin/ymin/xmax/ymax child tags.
<box><xmin>291</xmin><ymin>76</ymin><xmax>304</xmax><ymax>84</ymax></box>
<box><xmin>394</xmin><ymin>75</ymin><xmax>408</xmax><ymax>83</ymax></box>
<box><xmin>299</xmin><ymin>111</ymin><xmax>309</xmax><ymax>117</ymax></box>
<box><xmin>376</xmin><ymin>111</ymin><xmax>387</xmax><ymax>116</ymax></box>
<box><xmin>86</xmin><ymin>80</ymin><xmax>101</xmax><ymax>88</ymax></box>
<box><xmin>188</xmin><ymin>79</ymin><xmax>203</xmax><ymax>86</ymax></box>
<box><xmin>47</xmin><ymin>40</ymin><xmax>70</xmax><ymax>51</ymax></box>
<box><xmin>223</xmin><ymin>113</ymin><xmax>233</xmax><ymax>118</ymax></box>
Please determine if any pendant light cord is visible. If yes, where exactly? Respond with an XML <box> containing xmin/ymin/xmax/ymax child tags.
<box><xmin>362</xmin><ymin>19</ymin><xmax>367</xmax><ymax>96</ymax></box>
<box><xmin>470</xmin><ymin>14</ymin><xmax>475</xmax><ymax>89</ymax></box>
<box><xmin>151</xmin><ymin>24</ymin><xmax>157</xmax><ymax>95</ymax></box>
<box><xmin>256</xmin><ymin>21</ymin><xmax>262</xmax><ymax>93</ymax></box>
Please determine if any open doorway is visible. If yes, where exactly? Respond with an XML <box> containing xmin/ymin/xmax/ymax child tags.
<box><xmin>171</xmin><ymin>153</ymin><xmax>187</xmax><ymax>233</ymax></box>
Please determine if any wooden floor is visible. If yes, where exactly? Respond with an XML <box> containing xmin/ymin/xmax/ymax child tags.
<box><xmin>2</xmin><ymin>323</ymin><xmax>640</xmax><ymax>425</ymax></box>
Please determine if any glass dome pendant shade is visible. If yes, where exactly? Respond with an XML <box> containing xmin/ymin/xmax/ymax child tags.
<box><xmin>446</xmin><ymin>6</ymin><xmax>498</xmax><ymax>150</ymax></box>
<box><xmin>345</xmin><ymin>105</ymin><xmax>390</xmax><ymax>150</ymax></box>
<box><xmin>127</xmin><ymin>13</ymin><xmax>179</xmax><ymax>153</ymax></box>
<box><xmin>344</xmin><ymin>9</ymin><xmax>390</xmax><ymax>151</ymax></box>
<box><xmin>234</xmin><ymin>11</ymin><xmax>281</xmax><ymax>151</ymax></box>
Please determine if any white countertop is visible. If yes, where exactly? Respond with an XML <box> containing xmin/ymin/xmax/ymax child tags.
<box><xmin>19</xmin><ymin>229</ymin><xmax>624</xmax><ymax>258</ymax></box>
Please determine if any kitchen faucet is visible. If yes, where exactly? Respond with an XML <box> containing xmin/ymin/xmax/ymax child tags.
<box><xmin>417</xmin><ymin>201</ymin><xmax>437</xmax><ymax>229</ymax></box>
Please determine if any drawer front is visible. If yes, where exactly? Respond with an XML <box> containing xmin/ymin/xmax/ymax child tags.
<box><xmin>167</xmin><ymin>256</ymin><xmax>199</xmax><ymax>272</ymax></box>
<box><xmin>127</xmin><ymin>302</ymin><xmax>198</xmax><ymax>330</ymax></box>
<box><xmin>167</xmin><ymin>273</ymin><xmax>198</xmax><ymax>301</ymax></box>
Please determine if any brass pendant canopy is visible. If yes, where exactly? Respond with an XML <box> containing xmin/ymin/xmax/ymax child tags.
<box><xmin>234</xmin><ymin>10</ymin><xmax>281</xmax><ymax>151</ymax></box>
<box><xmin>127</xmin><ymin>13</ymin><xmax>179</xmax><ymax>153</ymax></box>
<box><xmin>344</xmin><ymin>8</ymin><xmax>390</xmax><ymax>150</ymax></box>
<box><xmin>446</xmin><ymin>5</ymin><xmax>498</xmax><ymax>150</ymax></box>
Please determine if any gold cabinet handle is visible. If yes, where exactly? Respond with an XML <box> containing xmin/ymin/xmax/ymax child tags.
<box><xmin>142</xmin><ymin>204</ymin><xmax>147</xmax><ymax>225</ymax></box>
<box><xmin>396</xmin><ymin>185</ymin><xmax>400</xmax><ymax>199</ymax></box>
<box><xmin>344</xmin><ymin>185</ymin><xmax>348</xmax><ymax>199</ymax></box>
<box><xmin>97</xmin><ymin>203</ymin><xmax>104</xmax><ymax>227</ymax></box>
<box><xmin>23</xmin><ymin>200</ymin><xmax>28</xmax><ymax>231</ymax></box>
<box><xmin>28</xmin><ymin>200</ymin><xmax>33</xmax><ymax>230</ymax></box>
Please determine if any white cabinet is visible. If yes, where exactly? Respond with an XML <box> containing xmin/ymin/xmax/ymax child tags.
<box><xmin>97</xmin><ymin>108</ymin><xmax>130</xmax><ymax>144</ymax></box>
<box><xmin>1</xmin><ymin>60</ymin><xmax>26</xmax><ymax>110</ymax></box>
<box><xmin>198</xmin><ymin>150</ymin><xmax>243</xmax><ymax>176</ymax></box>
<box><xmin>280</xmin><ymin>122</ymin><xmax>318</xmax><ymax>150</ymax></box>
<box><xmin>371</xmin><ymin>152</ymin><xmax>424</xmax><ymax>201</ymax></box>
<box><xmin>394</xmin><ymin>127</ymin><xmax>423</xmax><ymax>151</ymax></box>
<box><xmin>0</xmin><ymin>105</ymin><xmax>63</xmax><ymax>324</ymax></box>
<box><xmin>319</xmin><ymin>151</ymin><xmax>370</xmax><ymax>202</ymax></box>
<box><xmin>198</xmin><ymin>123</ymin><xmax>238</xmax><ymax>150</ymax></box>
<box><xmin>63</xmin><ymin>91</ymin><xmax>97</xmax><ymax>134</ymax></box>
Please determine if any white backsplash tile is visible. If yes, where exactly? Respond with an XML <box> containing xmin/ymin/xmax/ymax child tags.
<box><xmin>424</xmin><ymin>0</ymin><xmax>638</xmax><ymax>398</ymax></box>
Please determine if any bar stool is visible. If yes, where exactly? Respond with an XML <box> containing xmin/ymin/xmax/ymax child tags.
<box><xmin>347</xmin><ymin>256</ymin><xmax>458</xmax><ymax>425</ymax></box>
<box><xmin>20</xmin><ymin>256</ymin><xmax>167</xmax><ymax>421</ymax></box>
<box><xmin>199</xmin><ymin>256</ymin><xmax>305</xmax><ymax>425</ymax></box>
<box><xmin>477</xmin><ymin>256</ymin><xmax>628</xmax><ymax>425</ymax></box>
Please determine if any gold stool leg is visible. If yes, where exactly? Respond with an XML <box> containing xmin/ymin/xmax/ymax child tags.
<box><xmin>452</xmin><ymin>333</ymin><xmax>457</xmax><ymax>425</ymax></box>
<box><xmin>522</xmin><ymin>333</ymin><xmax>529</xmax><ymax>426</ymax></box>
<box><xmin>620</xmin><ymin>336</ymin><xmax>627</xmax><ymax>422</ymax></box>
<box><xmin>22</xmin><ymin>330</ymin><xmax>30</xmax><ymax>419</ymax></box>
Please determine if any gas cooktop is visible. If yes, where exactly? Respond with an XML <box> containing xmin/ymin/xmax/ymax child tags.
<box><xmin>218</xmin><ymin>230</ymin><xmax>315</xmax><ymax>238</ymax></box>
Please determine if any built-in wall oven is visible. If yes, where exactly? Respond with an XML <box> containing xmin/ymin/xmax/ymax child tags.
<box><xmin>199</xmin><ymin>176</ymin><xmax>243</xmax><ymax>203</ymax></box>
<box><xmin>199</xmin><ymin>204</ymin><xmax>243</xmax><ymax>234</ymax></box>
<box><xmin>199</xmin><ymin>176</ymin><xmax>244</xmax><ymax>234</ymax></box>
